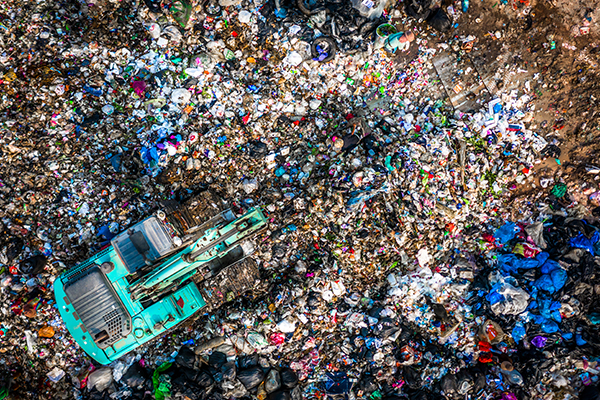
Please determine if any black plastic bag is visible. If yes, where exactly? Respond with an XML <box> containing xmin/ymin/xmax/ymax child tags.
<box><xmin>580</xmin><ymin>385</ymin><xmax>600</xmax><ymax>400</ymax></box>
<box><xmin>177</xmin><ymin>367</ymin><xmax>199</xmax><ymax>382</ymax></box>
<box><xmin>269</xmin><ymin>390</ymin><xmax>291</xmax><ymax>400</ymax></box>
<box><xmin>208</xmin><ymin>351</ymin><xmax>227</xmax><ymax>368</ymax></box>
<box><xmin>81</xmin><ymin>112</ymin><xmax>102</xmax><ymax>127</ymax></box>
<box><xmin>237</xmin><ymin>366</ymin><xmax>265</xmax><ymax>390</ymax></box>
<box><xmin>427</xmin><ymin>8</ymin><xmax>451</xmax><ymax>32</ymax></box>
<box><xmin>196</xmin><ymin>370</ymin><xmax>215</xmax><ymax>387</ymax></box>
<box><xmin>405</xmin><ymin>0</ymin><xmax>435</xmax><ymax>20</ymax></box>
<box><xmin>176</xmin><ymin>346</ymin><xmax>197</xmax><ymax>369</ymax></box>
<box><xmin>408</xmin><ymin>390</ymin><xmax>430</xmax><ymax>400</ymax></box>
<box><xmin>540</xmin><ymin>144</ymin><xmax>561</xmax><ymax>159</ymax></box>
<box><xmin>221</xmin><ymin>362</ymin><xmax>236</xmax><ymax>381</ymax></box>
<box><xmin>402</xmin><ymin>367</ymin><xmax>421</xmax><ymax>390</ymax></box>
<box><xmin>122</xmin><ymin>363</ymin><xmax>148</xmax><ymax>388</ymax></box>
<box><xmin>440</xmin><ymin>373</ymin><xmax>457</xmax><ymax>396</ymax></box>
<box><xmin>239</xmin><ymin>354</ymin><xmax>259</xmax><ymax>368</ymax></box>
<box><xmin>455</xmin><ymin>369</ymin><xmax>473</xmax><ymax>394</ymax></box>
<box><xmin>247</xmin><ymin>140</ymin><xmax>268</xmax><ymax>158</ymax></box>
<box><xmin>4</xmin><ymin>237</ymin><xmax>23</xmax><ymax>261</ymax></box>
<box><xmin>280</xmin><ymin>368</ymin><xmax>299</xmax><ymax>389</ymax></box>
<box><xmin>19</xmin><ymin>254</ymin><xmax>47</xmax><ymax>275</ymax></box>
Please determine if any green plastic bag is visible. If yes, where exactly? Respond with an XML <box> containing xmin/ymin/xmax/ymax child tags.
<box><xmin>550</xmin><ymin>182</ymin><xmax>567</xmax><ymax>198</ymax></box>
<box><xmin>152</xmin><ymin>362</ymin><xmax>173</xmax><ymax>400</ymax></box>
<box><xmin>171</xmin><ymin>0</ymin><xmax>192</xmax><ymax>28</ymax></box>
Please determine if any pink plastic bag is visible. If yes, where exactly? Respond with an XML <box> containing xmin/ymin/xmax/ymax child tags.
<box><xmin>269</xmin><ymin>332</ymin><xmax>285</xmax><ymax>345</ymax></box>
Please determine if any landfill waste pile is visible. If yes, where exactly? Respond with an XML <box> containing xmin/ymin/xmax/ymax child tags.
<box><xmin>1</xmin><ymin>0</ymin><xmax>600</xmax><ymax>398</ymax></box>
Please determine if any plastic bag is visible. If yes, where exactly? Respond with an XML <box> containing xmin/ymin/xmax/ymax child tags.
<box><xmin>486</xmin><ymin>281</ymin><xmax>530</xmax><ymax>315</ymax></box>
<box><xmin>404</xmin><ymin>0</ymin><xmax>436</xmax><ymax>20</ymax></box>
<box><xmin>19</xmin><ymin>254</ymin><xmax>47</xmax><ymax>275</ymax></box>
<box><xmin>87</xmin><ymin>367</ymin><xmax>113</xmax><ymax>392</ymax></box>
<box><xmin>175</xmin><ymin>346</ymin><xmax>197</xmax><ymax>369</ymax></box>
<box><xmin>280</xmin><ymin>368</ymin><xmax>299</xmax><ymax>389</ymax></box>
<box><xmin>247</xmin><ymin>332</ymin><xmax>269</xmax><ymax>349</ymax></box>
<box><xmin>265</xmin><ymin>369</ymin><xmax>281</xmax><ymax>393</ymax></box>
<box><xmin>47</xmin><ymin>367</ymin><xmax>65</xmax><ymax>383</ymax></box>
<box><xmin>427</xmin><ymin>8</ymin><xmax>452</xmax><ymax>32</ymax></box>
<box><xmin>511</xmin><ymin>323</ymin><xmax>526</xmax><ymax>343</ymax></box>
<box><xmin>440</xmin><ymin>373</ymin><xmax>457</xmax><ymax>396</ymax></box>
<box><xmin>570</xmin><ymin>231</ymin><xmax>600</xmax><ymax>256</ymax></box>
<box><xmin>277</xmin><ymin>318</ymin><xmax>296</xmax><ymax>333</ymax></box>
<box><xmin>239</xmin><ymin>354</ymin><xmax>259</xmax><ymax>368</ymax></box>
<box><xmin>196</xmin><ymin>370</ymin><xmax>215</xmax><ymax>387</ymax></box>
<box><xmin>494</xmin><ymin>222</ymin><xmax>518</xmax><ymax>245</ymax></box>
<box><xmin>237</xmin><ymin>367</ymin><xmax>265</xmax><ymax>390</ymax></box>
<box><xmin>533</xmin><ymin>268</ymin><xmax>567</xmax><ymax>294</ymax></box>
<box><xmin>269</xmin><ymin>390</ymin><xmax>291</xmax><ymax>400</ymax></box>
<box><xmin>497</xmin><ymin>253</ymin><xmax>542</xmax><ymax>274</ymax></box>
<box><xmin>152</xmin><ymin>362</ymin><xmax>172</xmax><ymax>400</ymax></box>
<box><xmin>222</xmin><ymin>362</ymin><xmax>236</xmax><ymax>381</ymax></box>
<box><xmin>122</xmin><ymin>363</ymin><xmax>147</xmax><ymax>388</ymax></box>
<box><xmin>194</xmin><ymin>336</ymin><xmax>225</xmax><ymax>354</ymax></box>
<box><xmin>579</xmin><ymin>385</ymin><xmax>600</xmax><ymax>400</ymax></box>
<box><xmin>525</xmin><ymin>222</ymin><xmax>547</xmax><ymax>249</ymax></box>
<box><xmin>208</xmin><ymin>351</ymin><xmax>228</xmax><ymax>367</ymax></box>
<box><xmin>351</xmin><ymin>0</ymin><xmax>386</xmax><ymax>19</ymax></box>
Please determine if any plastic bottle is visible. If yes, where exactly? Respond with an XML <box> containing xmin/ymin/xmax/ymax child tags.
<box><xmin>501</xmin><ymin>369</ymin><xmax>524</xmax><ymax>386</ymax></box>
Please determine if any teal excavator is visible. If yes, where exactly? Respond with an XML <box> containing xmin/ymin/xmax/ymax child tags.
<box><xmin>53</xmin><ymin>192</ymin><xmax>268</xmax><ymax>364</ymax></box>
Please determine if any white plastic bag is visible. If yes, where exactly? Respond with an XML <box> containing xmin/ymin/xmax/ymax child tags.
<box><xmin>277</xmin><ymin>318</ymin><xmax>296</xmax><ymax>333</ymax></box>
<box><xmin>87</xmin><ymin>367</ymin><xmax>113</xmax><ymax>392</ymax></box>
<box><xmin>490</xmin><ymin>282</ymin><xmax>530</xmax><ymax>315</ymax></box>
<box><xmin>171</xmin><ymin>89</ymin><xmax>192</xmax><ymax>105</ymax></box>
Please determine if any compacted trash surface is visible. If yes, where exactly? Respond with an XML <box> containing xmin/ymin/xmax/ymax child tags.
<box><xmin>1</xmin><ymin>0</ymin><xmax>600</xmax><ymax>399</ymax></box>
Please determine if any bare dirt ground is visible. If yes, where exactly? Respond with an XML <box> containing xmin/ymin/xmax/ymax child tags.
<box><xmin>415</xmin><ymin>0</ymin><xmax>600</xmax><ymax>212</ymax></box>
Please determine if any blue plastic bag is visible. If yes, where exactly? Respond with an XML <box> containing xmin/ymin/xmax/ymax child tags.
<box><xmin>540</xmin><ymin>259</ymin><xmax>560</xmax><ymax>274</ymax></box>
<box><xmin>536</xmin><ymin>252</ymin><xmax>550</xmax><ymax>265</ymax></box>
<box><xmin>83</xmin><ymin>85</ymin><xmax>103</xmax><ymax>96</ymax></box>
<box><xmin>512</xmin><ymin>323</ymin><xmax>526</xmax><ymax>343</ymax></box>
<box><xmin>534</xmin><ymin>269</ymin><xmax>567</xmax><ymax>294</ymax></box>
<box><xmin>497</xmin><ymin>252</ymin><xmax>547</xmax><ymax>274</ymax></box>
<box><xmin>494</xmin><ymin>222</ymin><xmax>518</xmax><ymax>244</ymax></box>
<box><xmin>570</xmin><ymin>231</ymin><xmax>600</xmax><ymax>255</ymax></box>
<box><xmin>550</xmin><ymin>268</ymin><xmax>568</xmax><ymax>292</ymax></box>
<box><xmin>486</xmin><ymin>289</ymin><xmax>504</xmax><ymax>305</ymax></box>
<box><xmin>534</xmin><ymin>274</ymin><xmax>556</xmax><ymax>294</ymax></box>
<box><xmin>541</xmin><ymin>320</ymin><xmax>559</xmax><ymax>333</ymax></box>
